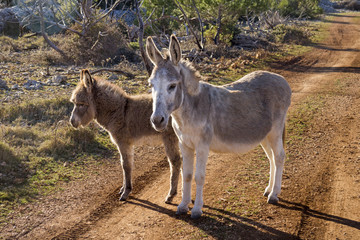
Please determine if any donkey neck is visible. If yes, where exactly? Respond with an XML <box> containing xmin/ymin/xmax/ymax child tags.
<box><xmin>93</xmin><ymin>83</ymin><xmax>128</xmax><ymax>129</ymax></box>
<box><xmin>172</xmin><ymin>82</ymin><xmax>210</xmax><ymax>129</ymax></box>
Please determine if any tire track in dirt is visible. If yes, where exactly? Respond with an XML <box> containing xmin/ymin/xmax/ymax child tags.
<box><xmin>276</xmin><ymin>13</ymin><xmax>360</xmax><ymax>239</ymax></box>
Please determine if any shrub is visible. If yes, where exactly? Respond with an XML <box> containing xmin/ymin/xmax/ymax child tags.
<box><xmin>277</xmin><ymin>0</ymin><xmax>323</xmax><ymax>18</ymax></box>
<box><xmin>271</xmin><ymin>24</ymin><xmax>311</xmax><ymax>44</ymax></box>
<box><xmin>52</xmin><ymin>20</ymin><xmax>136</xmax><ymax>66</ymax></box>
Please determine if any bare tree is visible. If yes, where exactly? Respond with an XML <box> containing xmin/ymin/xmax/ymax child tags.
<box><xmin>18</xmin><ymin>0</ymin><xmax>124</xmax><ymax>56</ymax></box>
<box><xmin>191</xmin><ymin>0</ymin><xmax>205</xmax><ymax>48</ymax></box>
<box><xmin>174</xmin><ymin>0</ymin><xmax>204</xmax><ymax>50</ymax></box>
<box><xmin>38</xmin><ymin>0</ymin><xmax>67</xmax><ymax>58</ymax></box>
<box><xmin>132</xmin><ymin>0</ymin><xmax>154</xmax><ymax>76</ymax></box>
<box><xmin>214</xmin><ymin>4</ymin><xmax>222</xmax><ymax>45</ymax></box>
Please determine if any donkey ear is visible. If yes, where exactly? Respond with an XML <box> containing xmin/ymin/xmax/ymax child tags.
<box><xmin>169</xmin><ymin>34</ymin><xmax>181</xmax><ymax>65</ymax></box>
<box><xmin>81</xmin><ymin>69</ymin><xmax>93</xmax><ymax>91</ymax></box>
<box><xmin>146</xmin><ymin>37</ymin><xmax>163</xmax><ymax>66</ymax></box>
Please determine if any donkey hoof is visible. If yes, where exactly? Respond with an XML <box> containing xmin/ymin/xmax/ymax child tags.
<box><xmin>165</xmin><ymin>195</ymin><xmax>175</xmax><ymax>204</ymax></box>
<box><xmin>176</xmin><ymin>206</ymin><xmax>189</xmax><ymax>215</ymax></box>
<box><xmin>191</xmin><ymin>210</ymin><xmax>203</xmax><ymax>219</ymax></box>
<box><xmin>119</xmin><ymin>192</ymin><xmax>130</xmax><ymax>201</ymax></box>
<box><xmin>267</xmin><ymin>195</ymin><xmax>279</xmax><ymax>204</ymax></box>
<box><xmin>263</xmin><ymin>191</ymin><xmax>270</xmax><ymax>197</ymax></box>
<box><xmin>119</xmin><ymin>196</ymin><xmax>127</xmax><ymax>201</ymax></box>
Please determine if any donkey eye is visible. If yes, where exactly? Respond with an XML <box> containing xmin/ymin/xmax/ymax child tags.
<box><xmin>168</xmin><ymin>84</ymin><xmax>176</xmax><ymax>92</ymax></box>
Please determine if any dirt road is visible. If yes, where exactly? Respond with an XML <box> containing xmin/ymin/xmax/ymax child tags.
<box><xmin>2</xmin><ymin>12</ymin><xmax>360</xmax><ymax>239</ymax></box>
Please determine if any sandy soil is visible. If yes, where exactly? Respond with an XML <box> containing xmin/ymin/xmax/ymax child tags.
<box><xmin>1</xmin><ymin>12</ymin><xmax>360</xmax><ymax>240</ymax></box>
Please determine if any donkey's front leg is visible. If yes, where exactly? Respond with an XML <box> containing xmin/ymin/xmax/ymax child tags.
<box><xmin>191</xmin><ymin>145</ymin><xmax>210</xmax><ymax>219</ymax></box>
<box><xmin>118</xmin><ymin>144</ymin><xmax>134</xmax><ymax>201</ymax></box>
<box><xmin>176</xmin><ymin>143</ymin><xmax>194</xmax><ymax>215</ymax></box>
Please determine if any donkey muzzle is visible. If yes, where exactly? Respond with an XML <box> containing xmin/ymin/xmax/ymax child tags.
<box><xmin>150</xmin><ymin>114</ymin><xmax>167</xmax><ymax>132</ymax></box>
<box><xmin>70</xmin><ymin>116</ymin><xmax>79</xmax><ymax>128</ymax></box>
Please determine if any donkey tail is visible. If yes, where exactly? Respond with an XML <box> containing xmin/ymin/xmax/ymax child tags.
<box><xmin>282</xmin><ymin>124</ymin><xmax>286</xmax><ymax>147</ymax></box>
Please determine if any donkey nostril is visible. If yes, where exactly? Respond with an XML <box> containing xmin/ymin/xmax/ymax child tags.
<box><xmin>151</xmin><ymin>115</ymin><xmax>165</xmax><ymax>126</ymax></box>
<box><xmin>70</xmin><ymin>117</ymin><xmax>78</xmax><ymax>128</ymax></box>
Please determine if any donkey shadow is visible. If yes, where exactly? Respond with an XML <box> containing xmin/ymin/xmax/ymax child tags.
<box><xmin>128</xmin><ymin>197</ymin><xmax>360</xmax><ymax>239</ymax></box>
<box><xmin>127</xmin><ymin>198</ymin><xmax>300</xmax><ymax>240</ymax></box>
<box><xmin>276</xmin><ymin>198</ymin><xmax>360</xmax><ymax>230</ymax></box>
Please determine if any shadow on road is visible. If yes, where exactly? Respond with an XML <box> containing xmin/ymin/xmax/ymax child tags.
<box><xmin>127</xmin><ymin>198</ymin><xmax>301</xmax><ymax>240</ymax></box>
<box><xmin>277</xmin><ymin>198</ymin><xmax>360</xmax><ymax>230</ymax></box>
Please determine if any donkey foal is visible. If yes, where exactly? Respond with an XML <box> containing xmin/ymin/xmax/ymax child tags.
<box><xmin>70</xmin><ymin>69</ymin><xmax>181</xmax><ymax>203</ymax></box>
<box><xmin>147</xmin><ymin>35</ymin><xmax>292</xmax><ymax>218</ymax></box>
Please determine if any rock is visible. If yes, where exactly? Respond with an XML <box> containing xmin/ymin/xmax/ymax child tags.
<box><xmin>24</xmin><ymin>79</ymin><xmax>38</xmax><ymax>86</ymax></box>
<box><xmin>0</xmin><ymin>7</ymin><xmax>20</xmax><ymax>37</ymax></box>
<box><xmin>108</xmin><ymin>74</ymin><xmax>119</xmax><ymax>81</ymax></box>
<box><xmin>11</xmin><ymin>84</ymin><xmax>19</xmax><ymax>90</ymax></box>
<box><xmin>0</xmin><ymin>79</ymin><xmax>8</xmax><ymax>89</ymax></box>
<box><xmin>51</xmin><ymin>75</ymin><xmax>67</xmax><ymax>85</ymax></box>
<box><xmin>7</xmin><ymin>6</ymin><xmax>62</xmax><ymax>35</ymax></box>
<box><xmin>320</xmin><ymin>0</ymin><xmax>338</xmax><ymax>13</ymax></box>
<box><xmin>23</xmin><ymin>80</ymin><xmax>42</xmax><ymax>90</ymax></box>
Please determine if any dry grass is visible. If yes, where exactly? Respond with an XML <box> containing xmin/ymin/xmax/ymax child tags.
<box><xmin>0</xmin><ymin>96</ymin><xmax>115</xmax><ymax>225</ymax></box>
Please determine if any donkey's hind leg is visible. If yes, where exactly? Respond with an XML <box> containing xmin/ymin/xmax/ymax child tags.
<box><xmin>260</xmin><ymin>138</ymin><xmax>275</xmax><ymax>198</ymax></box>
<box><xmin>163</xmin><ymin>134</ymin><xmax>181</xmax><ymax>203</ymax></box>
<box><xmin>176</xmin><ymin>143</ymin><xmax>194</xmax><ymax>215</ymax></box>
<box><xmin>265</xmin><ymin>125</ymin><xmax>286</xmax><ymax>204</ymax></box>
<box><xmin>118</xmin><ymin>144</ymin><xmax>134</xmax><ymax>201</ymax></box>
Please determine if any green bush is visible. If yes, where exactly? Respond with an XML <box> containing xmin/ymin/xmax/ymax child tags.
<box><xmin>277</xmin><ymin>0</ymin><xmax>323</xmax><ymax>18</ymax></box>
<box><xmin>272</xmin><ymin>24</ymin><xmax>311</xmax><ymax>44</ymax></box>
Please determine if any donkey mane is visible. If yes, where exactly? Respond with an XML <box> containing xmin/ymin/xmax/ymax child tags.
<box><xmin>87</xmin><ymin>76</ymin><xmax>130</xmax><ymax>130</ymax></box>
<box><xmin>93</xmin><ymin>76</ymin><xmax>129</xmax><ymax>99</ymax></box>
<box><xmin>177</xmin><ymin>59</ymin><xmax>202</xmax><ymax>95</ymax></box>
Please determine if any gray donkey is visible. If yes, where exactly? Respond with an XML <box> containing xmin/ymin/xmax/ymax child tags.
<box><xmin>70</xmin><ymin>69</ymin><xmax>181</xmax><ymax>203</ymax></box>
<box><xmin>147</xmin><ymin>35</ymin><xmax>292</xmax><ymax>218</ymax></box>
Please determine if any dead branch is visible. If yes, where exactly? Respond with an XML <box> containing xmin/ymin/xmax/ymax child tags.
<box><xmin>214</xmin><ymin>4</ymin><xmax>222</xmax><ymax>45</ymax></box>
<box><xmin>191</xmin><ymin>0</ymin><xmax>205</xmax><ymax>48</ymax></box>
<box><xmin>39</xmin><ymin>0</ymin><xmax>67</xmax><ymax>58</ymax></box>
<box><xmin>135</xmin><ymin>0</ymin><xmax>153</xmax><ymax>76</ymax></box>
<box><xmin>174</xmin><ymin>0</ymin><xmax>204</xmax><ymax>50</ymax></box>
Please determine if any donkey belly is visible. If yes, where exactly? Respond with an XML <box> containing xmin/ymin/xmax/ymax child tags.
<box><xmin>210</xmin><ymin>135</ymin><xmax>260</xmax><ymax>154</ymax></box>
<box><xmin>135</xmin><ymin>135</ymin><xmax>163</xmax><ymax>146</ymax></box>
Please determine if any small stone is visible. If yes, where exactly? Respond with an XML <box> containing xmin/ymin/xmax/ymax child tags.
<box><xmin>52</xmin><ymin>75</ymin><xmax>67</xmax><ymax>85</ymax></box>
<box><xmin>23</xmin><ymin>80</ymin><xmax>39</xmax><ymax>87</ymax></box>
<box><xmin>108</xmin><ymin>74</ymin><xmax>119</xmax><ymax>81</ymax></box>
<box><xmin>0</xmin><ymin>79</ymin><xmax>8</xmax><ymax>89</ymax></box>
<box><xmin>11</xmin><ymin>84</ymin><xmax>19</xmax><ymax>90</ymax></box>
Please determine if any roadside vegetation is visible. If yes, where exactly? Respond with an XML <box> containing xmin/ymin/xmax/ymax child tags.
<box><xmin>0</xmin><ymin>0</ymin><xmax>334</xmax><ymax>227</ymax></box>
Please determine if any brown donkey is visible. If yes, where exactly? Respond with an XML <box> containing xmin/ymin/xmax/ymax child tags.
<box><xmin>70</xmin><ymin>69</ymin><xmax>181</xmax><ymax>203</ymax></box>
